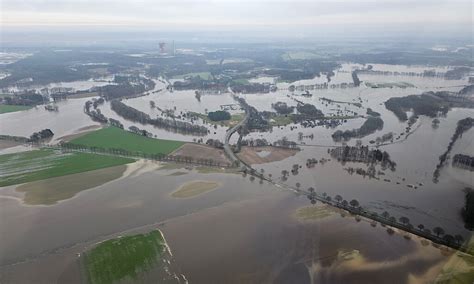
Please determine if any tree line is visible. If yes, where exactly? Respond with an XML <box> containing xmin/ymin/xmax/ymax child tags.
<box><xmin>433</xmin><ymin>117</ymin><xmax>473</xmax><ymax>182</ymax></box>
<box><xmin>332</xmin><ymin>116</ymin><xmax>384</xmax><ymax>142</ymax></box>
<box><xmin>110</xmin><ymin>100</ymin><xmax>208</xmax><ymax>135</ymax></box>
<box><xmin>58</xmin><ymin>142</ymin><xmax>230</xmax><ymax>167</ymax></box>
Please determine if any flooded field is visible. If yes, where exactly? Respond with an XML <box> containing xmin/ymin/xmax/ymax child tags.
<box><xmin>0</xmin><ymin>163</ymin><xmax>467</xmax><ymax>283</ymax></box>
<box><xmin>0</xmin><ymin>61</ymin><xmax>473</xmax><ymax>283</ymax></box>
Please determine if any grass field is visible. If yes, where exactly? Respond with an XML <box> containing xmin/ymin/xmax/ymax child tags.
<box><xmin>70</xmin><ymin>127</ymin><xmax>185</xmax><ymax>155</ymax></box>
<box><xmin>85</xmin><ymin>230</ymin><xmax>165</xmax><ymax>284</ymax></box>
<box><xmin>0</xmin><ymin>105</ymin><xmax>33</xmax><ymax>114</ymax></box>
<box><xmin>0</xmin><ymin>149</ymin><xmax>134</xmax><ymax>187</ymax></box>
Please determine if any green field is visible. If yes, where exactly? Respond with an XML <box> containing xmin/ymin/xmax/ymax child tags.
<box><xmin>85</xmin><ymin>230</ymin><xmax>165</xmax><ymax>284</ymax></box>
<box><xmin>0</xmin><ymin>149</ymin><xmax>134</xmax><ymax>187</ymax></box>
<box><xmin>70</xmin><ymin>127</ymin><xmax>185</xmax><ymax>155</ymax></box>
<box><xmin>0</xmin><ymin>105</ymin><xmax>33</xmax><ymax>114</ymax></box>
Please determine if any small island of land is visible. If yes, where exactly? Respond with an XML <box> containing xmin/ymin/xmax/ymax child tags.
<box><xmin>171</xmin><ymin>180</ymin><xmax>220</xmax><ymax>198</ymax></box>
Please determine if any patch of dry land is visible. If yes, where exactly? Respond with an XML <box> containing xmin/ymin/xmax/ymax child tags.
<box><xmin>57</xmin><ymin>125</ymin><xmax>102</xmax><ymax>143</ymax></box>
<box><xmin>16</xmin><ymin>165</ymin><xmax>126</xmax><ymax>205</ymax></box>
<box><xmin>171</xmin><ymin>143</ymin><xmax>231</xmax><ymax>166</ymax></box>
<box><xmin>294</xmin><ymin>205</ymin><xmax>334</xmax><ymax>222</ymax></box>
<box><xmin>171</xmin><ymin>180</ymin><xmax>220</xmax><ymax>198</ymax></box>
<box><xmin>237</xmin><ymin>146</ymin><xmax>299</xmax><ymax>165</ymax></box>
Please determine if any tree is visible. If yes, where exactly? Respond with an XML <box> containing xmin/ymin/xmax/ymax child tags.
<box><xmin>295</xmin><ymin>182</ymin><xmax>301</xmax><ymax>189</ymax></box>
<box><xmin>433</xmin><ymin>227</ymin><xmax>445</xmax><ymax>237</ymax></box>
<box><xmin>382</xmin><ymin>211</ymin><xmax>390</xmax><ymax>219</ymax></box>
<box><xmin>443</xmin><ymin>234</ymin><xmax>455</xmax><ymax>245</ymax></box>
<box><xmin>417</xmin><ymin>224</ymin><xmax>424</xmax><ymax>231</ymax></box>
<box><xmin>334</xmin><ymin>195</ymin><xmax>343</xmax><ymax>203</ymax></box>
<box><xmin>454</xmin><ymin>234</ymin><xmax>464</xmax><ymax>244</ymax></box>
<box><xmin>349</xmin><ymin>199</ymin><xmax>359</xmax><ymax>208</ymax></box>
<box><xmin>308</xmin><ymin>187</ymin><xmax>315</xmax><ymax>193</ymax></box>
<box><xmin>399</xmin><ymin>217</ymin><xmax>410</xmax><ymax>225</ymax></box>
<box><xmin>388</xmin><ymin>216</ymin><xmax>396</xmax><ymax>223</ymax></box>
<box><xmin>342</xmin><ymin>200</ymin><xmax>348</xmax><ymax>207</ymax></box>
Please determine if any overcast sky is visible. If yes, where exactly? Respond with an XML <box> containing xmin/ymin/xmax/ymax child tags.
<box><xmin>1</xmin><ymin>0</ymin><xmax>472</xmax><ymax>34</ymax></box>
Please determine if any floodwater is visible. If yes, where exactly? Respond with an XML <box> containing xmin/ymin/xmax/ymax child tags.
<box><xmin>0</xmin><ymin>164</ymin><xmax>459</xmax><ymax>283</ymax></box>
<box><xmin>0</xmin><ymin>62</ymin><xmax>473</xmax><ymax>283</ymax></box>
<box><xmin>0</xmin><ymin>97</ymin><xmax>101</xmax><ymax>143</ymax></box>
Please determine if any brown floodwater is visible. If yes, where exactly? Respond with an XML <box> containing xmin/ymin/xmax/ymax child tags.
<box><xmin>0</xmin><ymin>165</ymin><xmax>461</xmax><ymax>283</ymax></box>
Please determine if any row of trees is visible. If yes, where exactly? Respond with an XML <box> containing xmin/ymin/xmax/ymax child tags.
<box><xmin>0</xmin><ymin>92</ymin><xmax>44</xmax><ymax>106</ymax></box>
<box><xmin>234</xmin><ymin>97</ymin><xmax>270</xmax><ymax>131</ymax></box>
<box><xmin>330</xmin><ymin>146</ymin><xmax>396</xmax><ymax>171</ymax></box>
<box><xmin>306</xmin><ymin>192</ymin><xmax>465</xmax><ymax>247</ymax></box>
<box><xmin>272</xmin><ymin>101</ymin><xmax>294</xmax><ymax>115</ymax></box>
<box><xmin>110</xmin><ymin>100</ymin><xmax>209</xmax><ymax>135</ymax></box>
<box><xmin>100</xmin><ymin>76</ymin><xmax>155</xmax><ymax>99</ymax></box>
<box><xmin>433</xmin><ymin>117</ymin><xmax>473</xmax><ymax>182</ymax></box>
<box><xmin>452</xmin><ymin>154</ymin><xmax>474</xmax><ymax>170</ymax></box>
<box><xmin>384</xmin><ymin>93</ymin><xmax>450</xmax><ymax>121</ymax></box>
<box><xmin>59</xmin><ymin>142</ymin><xmax>230</xmax><ymax>167</ymax></box>
<box><xmin>332</xmin><ymin>116</ymin><xmax>384</xmax><ymax>142</ymax></box>
<box><xmin>84</xmin><ymin>100</ymin><xmax>108</xmax><ymax>123</ymax></box>
<box><xmin>207</xmin><ymin>110</ymin><xmax>231</xmax><ymax>121</ymax></box>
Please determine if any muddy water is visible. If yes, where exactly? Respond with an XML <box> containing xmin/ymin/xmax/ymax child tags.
<box><xmin>0</xmin><ymin>165</ymin><xmax>273</xmax><ymax>266</ymax></box>
<box><xmin>0</xmin><ymin>97</ymin><xmax>100</xmax><ymax>143</ymax></box>
<box><xmin>0</xmin><ymin>165</ymin><xmax>456</xmax><ymax>284</ymax></box>
<box><xmin>161</xmin><ymin>191</ymin><xmax>451</xmax><ymax>284</ymax></box>
<box><xmin>252</xmin><ymin>109</ymin><xmax>474</xmax><ymax>236</ymax></box>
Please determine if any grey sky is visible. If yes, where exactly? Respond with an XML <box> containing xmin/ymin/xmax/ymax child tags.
<box><xmin>1</xmin><ymin>0</ymin><xmax>472</xmax><ymax>33</ymax></box>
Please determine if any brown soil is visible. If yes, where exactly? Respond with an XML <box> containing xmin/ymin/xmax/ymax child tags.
<box><xmin>237</xmin><ymin>146</ymin><xmax>299</xmax><ymax>165</ymax></box>
<box><xmin>170</xmin><ymin>143</ymin><xmax>231</xmax><ymax>166</ymax></box>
